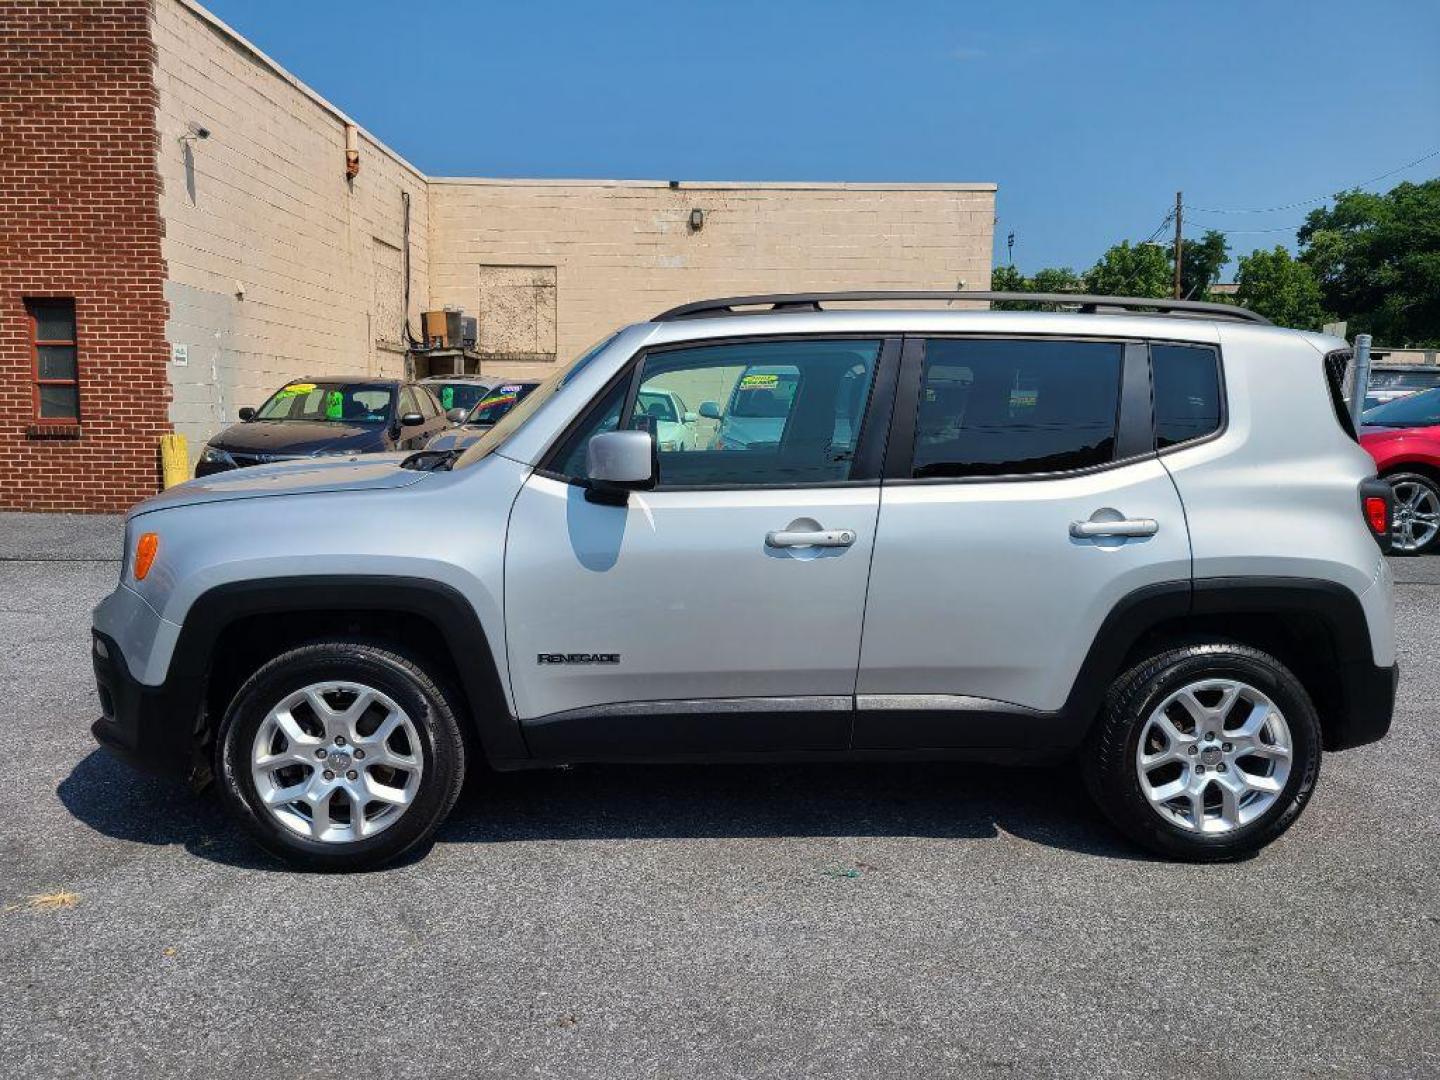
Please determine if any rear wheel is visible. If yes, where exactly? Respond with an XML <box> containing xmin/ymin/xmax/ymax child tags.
<box><xmin>217</xmin><ymin>642</ymin><xmax>466</xmax><ymax>871</ymax></box>
<box><xmin>1384</xmin><ymin>472</ymin><xmax>1440</xmax><ymax>554</ymax></box>
<box><xmin>1084</xmin><ymin>643</ymin><xmax>1321</xmax><ymax>861</ymax></box>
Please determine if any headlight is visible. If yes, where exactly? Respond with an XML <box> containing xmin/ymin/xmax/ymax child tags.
<box><xmin>200</xmin><ymin>445</ymin><xmax>233</xmax><ymax>465</ymax></box>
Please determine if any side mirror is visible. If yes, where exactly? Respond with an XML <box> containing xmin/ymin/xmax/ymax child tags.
<box><xmin>238</xmin><ymin>406</ymin><xmax>255</xmax><ymax>422</ymax></box>
<box><xmin>401</xmin><ymin>412</ymin><xmax>425</xmax><ymax>427</ymax></box>
<box><xmin>698</xmin><ymin>401</ymin><xmax>722</xmax><ymax>421</ymax></box>
<box><xmin>682</xmin><ymin>411</ymin><xmax>698</xmax><ymax>424</ymax></box>
<box><xmin>584</xmin><ymin>430</ymin><xmax>655</xmax><ymax>504</ymax></box>
<box><xmin>446</xmin><ymin>407</ymin><xmax>468</xmax><ymax>424</ymax></box>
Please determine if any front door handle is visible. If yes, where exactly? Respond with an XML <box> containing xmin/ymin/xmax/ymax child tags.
<box><xmin>766</xmin><ymin>528</ymin><xmax>857</xmax><ymax>549</ymax></box>
<box><xmin>1069</xmin><ymin>517</ymin><xmax>1159</xmax><ymax>539</ymax></box>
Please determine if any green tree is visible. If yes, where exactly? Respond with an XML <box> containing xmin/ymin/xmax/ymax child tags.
<box><xmin>1084</xmin><ymin>241</ymin><xmax>1173</xmax><ymax>298</ymax></box>
<box><xmin>1234</xmin><ymin>246</ymin><xmax>1326</xmax><ymax>330</ymax></box>
<box><xmin>987</xmin><ymin>264</ymin><xmax>1083</xmax><ymax>309</ymax></box>
<box><xmin>989</xmin><ymin>264</ymin><xmax>1027</xmax><ymax>291</ymax></box>
<box><xmin>1181</xmin><ymin>229</ymin><xmax>1230</xmax><ymax>301</ymax></box>
<box><xmin>1030</xmin><ymin>266</ymin><xmax>1084</xmax><ymax>294</ymax></box>
<box><xmin>1299</xmin><ymin>179</ymin><xmax>1440</xmax><ymax>346</ymax></box>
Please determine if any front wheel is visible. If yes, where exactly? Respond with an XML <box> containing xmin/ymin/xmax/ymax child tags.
<box><xmin>1385</xmin><ymin>472</ymin><xmax>1440</xmax><ymax>554</ymax></box>
<box><xmin>1084</xmin><ymin>644</ymin><xmax>1321</xmax><ymax>861</ymax></box>
<box><xmin>217</xmin><ymin>642</ymin><xmax>467</xmax><ymax>871</ymax></box>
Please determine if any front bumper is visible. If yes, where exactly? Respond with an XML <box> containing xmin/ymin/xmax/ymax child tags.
<box><xmin>91</xmin><ymin>630</ymin><xmax>200</xmax><ymax>780</ymax></box>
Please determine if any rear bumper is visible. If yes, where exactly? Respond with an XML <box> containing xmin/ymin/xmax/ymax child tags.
<box><xmin>91</xmin><ymin>631</ymin><xmax>199</xmax><ymax>780</ymax></box>
<box><xmin>1329</xmin><ymin>660</ymin><xmax>1398</xmax><ymax>751</ymax></box>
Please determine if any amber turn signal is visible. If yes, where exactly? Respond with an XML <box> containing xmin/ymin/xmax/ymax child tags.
<box><xmin>134</xmin><ymin>532</ymin><xmax>159</xmax><ymax>581</ymax></box>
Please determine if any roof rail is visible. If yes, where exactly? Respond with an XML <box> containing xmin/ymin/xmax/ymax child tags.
<box><xmin>652</xmin><ymin>291</ymin><xmax>1271</xmax><ymax>325</ymax></box>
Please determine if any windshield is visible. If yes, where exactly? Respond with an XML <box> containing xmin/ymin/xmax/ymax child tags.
<box><xmin>468</xmin><ymin>383</ymin><xmax>537</xmax><ymax>426</ymax></box>
<box><xmin>254</xmin><ymin>382</ymin><xmax>393</xmax><ymax>423</ymax></box>
<box><xmin>1363</xmin><ymin>386</ymin><xmax>1440</xmax><ymax>428</ymax></box>
<box><xmin>453</xmin><ymin>332</ymin><xmax>619</xmax><ymax>469</ymax></box>
<box><xmin>430</xmin><ymin>382</ymin><xmax>493</xmax><ymax>413</ymax></box>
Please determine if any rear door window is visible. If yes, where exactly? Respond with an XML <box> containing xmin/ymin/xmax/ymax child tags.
<box><xmin>911</xmin><ymin>339</ymin><xmax>1123</xmax><ymax>478</ymax></box>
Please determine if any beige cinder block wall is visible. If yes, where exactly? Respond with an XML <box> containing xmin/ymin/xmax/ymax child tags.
<box><xmin>427</xmin><ymin>179</ymin><xmax>996</xmax><ymax>380</ymax></box>
<box><xmin>153</xmin><ymin>0</ymin><xmax>430</xmax><ymax>457</ymax></box>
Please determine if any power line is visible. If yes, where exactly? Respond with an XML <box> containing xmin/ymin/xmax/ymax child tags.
<box><xmin>1188</xmin><ymin>147</ymin><xmax>1440</xmax><ymax>214</ymax></box>
<box><xmin>1209</xmin><ymin>222</ymin><xmax>1308</xmax><ymax>236</ymax></box>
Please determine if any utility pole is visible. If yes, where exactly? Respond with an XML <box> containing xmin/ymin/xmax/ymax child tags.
<box><xmin>1172</xmin><ymin>191</ymin><xmax>1184</xmax><ymax>299</ymax></box>
<box><xmin>1007</xmin><ymin>231</ymin><xmax>1015</xmax><ymax>266</ymax></box>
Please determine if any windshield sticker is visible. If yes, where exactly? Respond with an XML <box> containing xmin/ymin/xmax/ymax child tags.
<box><xmin>499</xmin><ymin>384</ymin><xmax>523</xmax><ymax>393</ymax></box>
<box><xmin>276</xmin><ymin>382</ymin><xmax>316</xmax><ymax>399</ymax></box>
<box><xmin>440</xmin><ymin>386</ymin><xmax>454</xmax><ymax>409</ymax></box>
<box><xmin>739</xmin><ymin>373</ymin><xmax>779</xmax><ymax>390</ymax></box>
<box><xmin>324</xmin><ymin>389</ymin><xmax>344</xmax><ymax>420</ymax></box>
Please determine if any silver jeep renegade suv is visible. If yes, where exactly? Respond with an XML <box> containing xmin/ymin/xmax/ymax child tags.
<box><xmin>91</xmin><ymin>292</ymin><xmax>1398</xmax><ymax>870</ymax></box>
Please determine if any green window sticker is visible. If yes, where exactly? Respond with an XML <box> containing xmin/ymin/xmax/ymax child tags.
<box><xmin>441</xmin><ymin>386</ymin><xmax>454</xmax><ymax>409</ymax></box>
<box><xmin>325</xmin><ymin>389</ymin><xmax>344</xmax><ymax>420</ymax></box>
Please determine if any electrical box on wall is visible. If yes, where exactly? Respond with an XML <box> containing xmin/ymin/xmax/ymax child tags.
<box><xmin>421</xmin><ymin>309</ymin><xmax>463</xmax><ymax>348</ymax></box>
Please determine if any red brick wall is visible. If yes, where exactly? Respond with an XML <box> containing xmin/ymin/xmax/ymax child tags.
<box><xmin>0</xmin><ymin>0</ymin><xmax>169</xmax><ymax>512</ymax></box>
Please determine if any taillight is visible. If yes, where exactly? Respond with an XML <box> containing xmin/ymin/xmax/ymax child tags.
<box><xmin>1364</xmin><ymin>496</ymin><xmax>1388</xmax><ymax>536</ymax></box>
<box><xmin>1359</xmin><ymin>479</ymin><xmax>1394</xmax><ymax>554</ymax></box>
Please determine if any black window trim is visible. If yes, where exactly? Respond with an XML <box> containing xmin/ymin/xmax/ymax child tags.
<box><xmin>883</xmin><ymin>332</ymin><xmax>1222</xmax><ymax>485</ymax></box>
<box><xmin>534</xmin><ymin>332</ymin><xmax>904</xmax><ymax>491</ymax></box>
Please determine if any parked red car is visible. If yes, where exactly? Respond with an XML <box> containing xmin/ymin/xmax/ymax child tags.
<box><xmin>1360</xmin><ymin>387</ymin><xmax>1440</xmax><ymax>554</ymax></box>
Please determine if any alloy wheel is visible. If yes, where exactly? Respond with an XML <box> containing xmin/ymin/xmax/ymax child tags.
<box><xmin>250</xmin><ymin>681</ymin><xmax>424</xmax><ymax>843</ymax></box>
<box><xmin>1389</xmin><ymin>478</ymin><xmax>1440</xmax><ymax>553</ymax></box>
<box><xmin>1134</xmin><ymin>678</ymin><xmax>1293</xmax><ymax>834</ymax></box>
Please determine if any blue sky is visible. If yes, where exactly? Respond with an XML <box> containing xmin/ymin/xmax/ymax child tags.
<box><xmin>203</xmin><ymin>0</ymin><xmax>1439</xmax><ymax>276</ymax></box>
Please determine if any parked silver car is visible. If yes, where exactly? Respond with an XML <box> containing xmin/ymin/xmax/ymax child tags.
<box><xmin>92</xmin><ymin>292</ymin><xmax>1396</xmax><ymax>870</ymax></box>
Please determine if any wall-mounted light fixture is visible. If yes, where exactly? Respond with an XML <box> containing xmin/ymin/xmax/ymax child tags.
<box><xmin>689</xmin><ymin>208</ymin><xmax>705</xmax><ymax>231</ymax></box>
<box><xmin>177</xmin><ymin>121</ymin><xmax>210</xmax><ymax>145</ymax></box>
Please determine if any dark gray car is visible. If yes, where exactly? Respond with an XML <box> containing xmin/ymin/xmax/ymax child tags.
<box><xmin>197</xmin><ymin>378</ymin><xmax>448</xmax><ymax>475</ymax></box>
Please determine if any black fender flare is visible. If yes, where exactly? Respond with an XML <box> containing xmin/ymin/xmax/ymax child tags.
<box><xmin>1060</xmin><ymin>575</ymin><xmax>1389</xmax><ymax>750</ymax></box>
<box><xmin>172</xmin><ymin>575</ymin><xmax>525</xmax><ymax>765</ymax></box>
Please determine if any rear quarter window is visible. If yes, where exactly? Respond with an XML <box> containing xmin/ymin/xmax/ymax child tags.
<box><xmin>1152</xmin><ymin>344</ymin><xmax>1222</xmax><ymax>449</ymax></box>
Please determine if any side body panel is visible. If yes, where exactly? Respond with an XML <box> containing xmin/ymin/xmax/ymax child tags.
<box><xmin>105</xmin><ymin>454</ymin><xmax>530</xmax><ymax>701</ymax></box>
<box><xmin>504</xmin><ymin>474</ymin><xmax>881</xmax><ymax>723</ymax></box>
<box><xmin>1163</xmin><ymin>327</ymin><xmax>1393</xmax><ymax>664</ymax></box>
<box><xmin>857</xmin><ymin>458</ymin><xmax>1191</xmax><ymax>718</ymax></box>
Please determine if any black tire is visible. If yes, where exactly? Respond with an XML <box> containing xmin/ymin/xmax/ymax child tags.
<box><xmin>1083</xmin><ymin>643</ymin><xmax>1321</xmax><ymax>862</ymax></box>
<box><xmin>1384</xmin><ymin>471</ymin><xmax>1440</xmax><ymax>555</ymax></box>
<box><xmin>216</xmin><ymin>642</ymin><xmax>466</xmax><ymax>871</ymax></box>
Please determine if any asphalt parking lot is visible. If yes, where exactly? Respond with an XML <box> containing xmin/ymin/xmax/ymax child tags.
<box><xmin>1</xmin><ymin>512</ymin><xmax>1437</xmax><ymax>1079</ymax></box>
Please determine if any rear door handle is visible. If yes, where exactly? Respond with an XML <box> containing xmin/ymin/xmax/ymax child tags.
<box><xmin>1069</xmin><ymin>518</ymin><xmax>1159</xmax><ymax>538</ymax></box>
<box><xmin>766</xmin><ymin>528</ymin><xmax>857</xmax><ymax>548</ymax></box>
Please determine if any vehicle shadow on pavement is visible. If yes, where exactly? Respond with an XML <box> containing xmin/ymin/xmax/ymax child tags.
<box><xmin>58</xmin><ymin>750</ymin><xmax>274</xmax><ymax>869</ymax></box>
<box><xmin>58</xmin><ymin>750</ymin><xmax>1157</xmax><ymax>869</ymax></box>
<box><xmin>441</xmin><ymin>761</ymin><xmax>1156</xmax><ymax>860</ymax></box>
